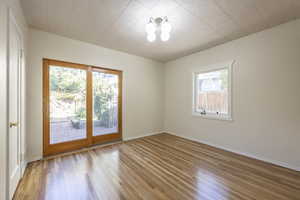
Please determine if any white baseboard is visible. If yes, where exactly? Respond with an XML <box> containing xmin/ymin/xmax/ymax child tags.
<box><xmin>21</xmin><ymin>161</ymin><xmax>27</xmax><ymax>176</ymax></box>
<box><xmin>27</xmin><ymin>131</ymin><xmax>299</xmax><ymax>172</ymax></box>
<box><xmin>123</xmin><ymin>131</ymin><xmax>164</xmax><ymax>141</ymax></box>
<box><xmin>165</xmin><ymin>131</ymin><xmax>300</xmax><ymax>172</ymax></box>
<box><xmin>26</xmin><ymin>131</ymin><xmax>164</xmax><ymax>163</ymax></box>
<box><xmin>27</xmin><ymin>155</ymin><xmax>43</xmax><ymax>163</ymax></box>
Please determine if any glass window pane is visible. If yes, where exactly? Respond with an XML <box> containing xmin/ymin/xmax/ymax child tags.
<box><xmin>196</xmin><ymin>69</ymin><xmax>228</xmax><ymax>114</ymax></box>
<box><xmin>93</xmin><ymin>71</ymin><xmax>118</xmax><ymax>136</ymax></box>
<box><xmin>49</xmin><ymin>66</ymin><xmax>87</xmax><ymax>144</ymax></box>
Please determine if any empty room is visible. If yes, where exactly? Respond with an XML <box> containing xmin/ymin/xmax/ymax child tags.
<box><xmin>1</xmin><ymin>0</ymin><xmax>300</xmax><ymax>199</ymax></box>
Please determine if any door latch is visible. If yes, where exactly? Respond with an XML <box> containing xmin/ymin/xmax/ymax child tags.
<box><xmin>9</xmin><ymin>122</ymin><xmax>18</xmax><ymax>128</ymax></box>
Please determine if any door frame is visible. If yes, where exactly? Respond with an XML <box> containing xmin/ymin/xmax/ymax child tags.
<box><xmin>43</xmin><ymin>59</ymin><xmax>123</xmax><ymax>156</ymax></box>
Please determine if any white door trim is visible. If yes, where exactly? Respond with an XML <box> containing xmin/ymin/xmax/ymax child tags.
<box><xmin>0</xmin><ymin>4</ymin><xmax>9</xmax><ymax>200</ymax></box>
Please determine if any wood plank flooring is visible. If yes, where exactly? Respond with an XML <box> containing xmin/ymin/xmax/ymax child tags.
<box><xmin>14</xmin><ymin>133</ymin><xmax>300</xmax><ymax>200</ymax></box>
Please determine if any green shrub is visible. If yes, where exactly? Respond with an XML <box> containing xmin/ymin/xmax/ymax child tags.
<box><xmin>75</xmin><ymin>107</ymin><xmax>86</xmax><ymax>120</ymax></box>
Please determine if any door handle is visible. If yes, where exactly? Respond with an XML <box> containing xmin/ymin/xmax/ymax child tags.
<box><xmin>9</xmin><ymin>122</ymin><xmax>18</xmax><ymax>128</ymax></box>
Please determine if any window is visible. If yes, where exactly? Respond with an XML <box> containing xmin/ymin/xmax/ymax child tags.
<box><xmin>193</xmin><ymin>62</ymin><xmax>233</xmax><ymax>120</ymax></box>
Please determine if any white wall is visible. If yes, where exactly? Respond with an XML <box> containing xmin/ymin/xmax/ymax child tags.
<box><xmin>164</xmin><ymin>19</ymin><xmax>300</xmax><ymax>171</ymax></box>
<box><xmin>0</xmin><ymin>0</ymin><xmax>28</xmax><ymax>199</ymax></box>
<box><xmin>26</xmin><ymin>29</ymin><xmax>164</xmax><ymax>162</ymax></box>
<box><xmin>22</xmin><ymin>3</ymin><xmax>300</xmax><ymax>173</ymax></box>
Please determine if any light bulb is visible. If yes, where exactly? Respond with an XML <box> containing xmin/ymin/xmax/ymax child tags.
<box><xmin>160</xmin><ymin>32</ymin><xmax>170</xmax><ymax>41</ymax></box>
<box><xmin>161</xmin><ymin>20</ymin><xmax>172</xmax><ymax>33</ymax></box>
<box><xmin>147</xmin><ymin>33</ymin><xmax>156</xmax><ymax>42</ymax></box>
<box><xmin>146</xmin><ymin>21</ymin><xmax>156</xmax><ymax>34</ymax></box>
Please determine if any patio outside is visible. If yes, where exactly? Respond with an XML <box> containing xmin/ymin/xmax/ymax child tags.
<box><xmin>50</xmin><ymin>121</ymin><xmax>117</xmax><ymax>144</ymax></box>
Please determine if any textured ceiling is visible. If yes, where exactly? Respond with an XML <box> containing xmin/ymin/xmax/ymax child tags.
<box><xmin>21</xmin><ymin>0</ymin><xmax>300</xmax><ymax>62</ymax></box>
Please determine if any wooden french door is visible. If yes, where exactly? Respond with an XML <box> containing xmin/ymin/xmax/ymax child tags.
<box><xmin>43</xmin><ymin>59</ymin><xmax>122</xmax><ymax>156</ymax></box>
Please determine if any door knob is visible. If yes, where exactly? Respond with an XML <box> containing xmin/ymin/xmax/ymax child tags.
<box><xmin>9</xmin><ymin>122</ymin><xmax>18</xmax><ymax>128</ymax></box>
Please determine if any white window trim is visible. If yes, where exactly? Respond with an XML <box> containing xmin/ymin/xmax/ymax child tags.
<box><xmin>192</xmin><ymin>60</ymin><xmax>234</xmax><ymax>121</ymax></box>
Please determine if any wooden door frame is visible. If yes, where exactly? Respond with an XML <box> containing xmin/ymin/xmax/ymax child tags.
<box><xmin>43</xmin><ymin>58</ymin><xmax>122</xmax><ymax>156</ymax></box>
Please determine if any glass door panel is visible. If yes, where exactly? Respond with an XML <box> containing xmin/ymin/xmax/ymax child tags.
<box><xmin>49</xmin><ymin>66</ymin><xmax>87</xmax><ymax>144</ymax></box>
<box><xmin>44</xmin><ymin>59</ymin><xmax>122</xmax><ymax>156</ymax></box>
<box><xmin>92</xmin><ymin>71</ymin><xmax>119</xmax><ymax>136</ymax></box>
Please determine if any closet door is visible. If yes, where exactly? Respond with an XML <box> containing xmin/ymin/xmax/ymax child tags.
<box><xmin>8</xmin><ymin>13</ymin><xmax>22</xmax><ymax>199</ymax></box>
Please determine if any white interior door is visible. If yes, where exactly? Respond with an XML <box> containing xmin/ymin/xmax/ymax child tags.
<box><xmin>8</xmin><ymin>15</ymin><xmax>22</xmax><ymax>200</ymax></box>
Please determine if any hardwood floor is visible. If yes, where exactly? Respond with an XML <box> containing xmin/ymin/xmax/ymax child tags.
<box><xmin>14</xmin><ymin>133</ymin><xmax>300</xmax><ymax>200</ymax></box>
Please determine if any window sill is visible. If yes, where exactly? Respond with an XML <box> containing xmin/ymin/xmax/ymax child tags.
<box><xmin>192</xmin><ymin>112</ymin><xmax>233</xmax><ymax>121</ymax></box>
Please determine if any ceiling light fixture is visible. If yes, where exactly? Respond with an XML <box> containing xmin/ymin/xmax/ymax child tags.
<box><xmin>147</xmin><ymin>33</ymin><xmax>156</xmax><ymax>42</ymax></box>
<box><xmin>146</xmin><ymin>16</ymin><xmax>172</xmax><ymax>42</ymax></box>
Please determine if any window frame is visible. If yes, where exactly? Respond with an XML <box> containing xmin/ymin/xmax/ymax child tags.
<box><xmin>192</xmin><ymin>61</ymin><xmax>234</xmax><ymax>121</ymax></box>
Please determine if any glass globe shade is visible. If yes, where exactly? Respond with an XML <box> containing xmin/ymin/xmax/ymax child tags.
<box><xmin>161</xmin><ymin>21</ymin><xmax>172</xmax><ymax>33</ymax></box>
<box><xmin>147</xmin><ymin>33</ymin><xmax>156</xmax><ymax>42</ymax></box>
<box><xmin>146</xmin><ymin>22</ymin><xmax>156</xmax><ymax>34</ymax></box>
<box><xmin>160</xmin><ymin>32</ymin><xmax>170</xmax><ymax>41</ymax></box>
